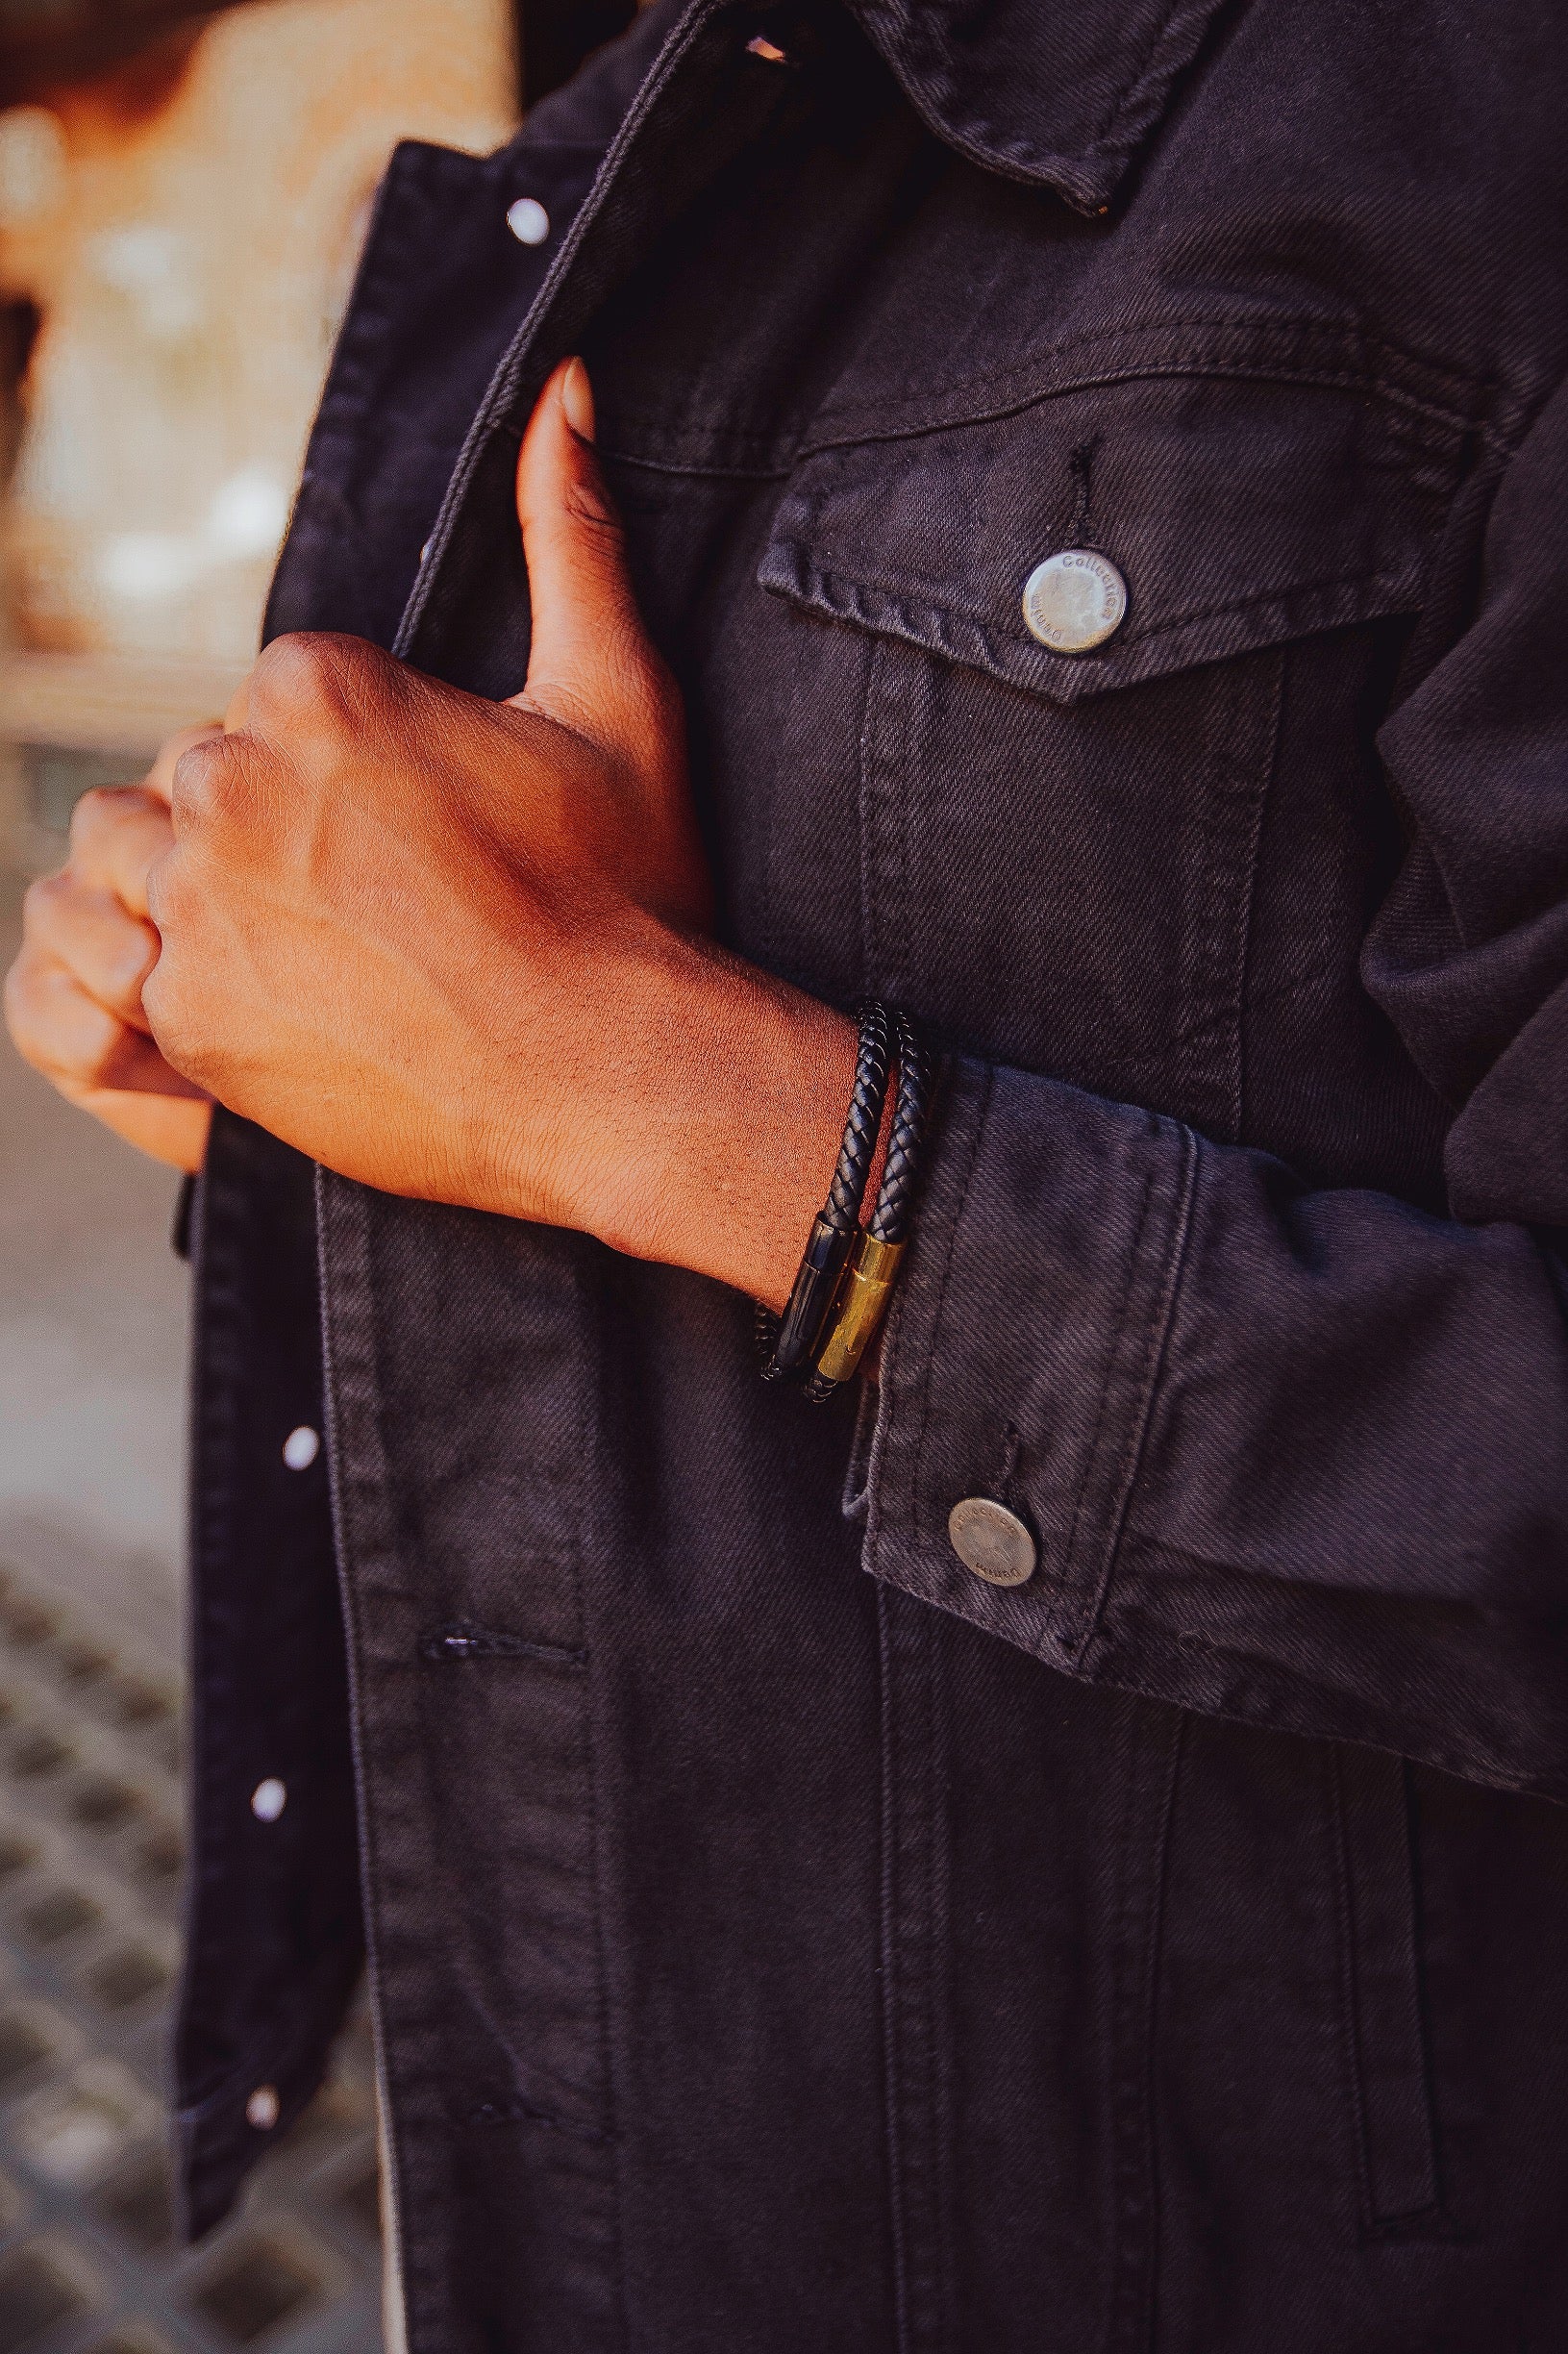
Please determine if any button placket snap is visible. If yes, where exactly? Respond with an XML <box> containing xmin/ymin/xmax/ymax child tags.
<box><xmin>245</xmin><ymin>2084</ymin><xmax>280</xmax><ymax>2130</ymax></box>
<box><xmin>506</xmin><ymin>196</ymin><xmax>550</xmax><ymax>246</ymax></box>
<box><xmin>282</xmin><ymin>1425</ymin><xmax>319</xmax><ymax>1471</ymax></box>
<box><xmin>250</xmin><ymin>1779</ymin><xmax>286</xmax><ymax>1822</ymax></box>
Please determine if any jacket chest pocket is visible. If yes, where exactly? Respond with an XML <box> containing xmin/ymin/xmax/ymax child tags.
<box><xmin>755</xmin><ymin>348</ymin><xmax>1468</xmax><ymax>1135</ymax></box>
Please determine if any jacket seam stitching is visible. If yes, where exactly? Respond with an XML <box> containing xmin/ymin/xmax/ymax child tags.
<box><xmin>802</xmin><ymin>323</ymin><xmax>1489</xmax><ymax>447</ymax></box>
<box><xmin>878</xmin><ymin>1590</ymin><xmax>956</xmax><ymax>2354</ymax></box>
<box><xmin>1059</xmin><ymin>1164</ymin><xmax>1158</xmax><ymax>1639</ymax></box>
<box><xmin>393</xmin><ymin>0</ymin><xmax>726</xmax><ymax>659</ymax></box>
<box><xmin>1329</xmin><ymin>1742</ymin><xmax>1383</xmax><ymax>2235</ymax></box>
<box><xmin>867</xmin><ymin>0</ymin><xmax>1203</xmax><ymax>195</ymax></box>
<box><xmin>572</xmin><ymin>1256</ymin><xmax>632</xmax><ymax>2351</ymax></box>
<box><xmin>311</xmin><ymin>1169</ymin><xmax>425</xmax><ymax>2319</ymax></box>
<box><xmin>907</xmin><ymin>1067</ymin><xmax>994</xmax><ymax>1555</ymax></box>
<box><xmin>1135</xmin><ymin>1615</ymin><xmax>1558</xmax><ymax>1797</ymax></box>
<box><xmin>1230</xmin><ymin>648</ymin><xmax>1286</xmax><ymax>1139</ymax></box>
<box><xmin>1103</xmin><ymin>1708</ymin><xmax>1187</xmax><ymax>2354</ymax></box>
<box><xmin>1080</xmin><ymin>1121</ymin><xmax>1200</xmax><ymax>1662</ymax></box>
<box><xmin>611</xmin><ymin>353</ymin><xmax>1481</xmax><ymax>472</ymax></box>
<box><xmin>858</xmin><ymin>635</ymin><xmax>884</xmax><ymax>996</ymax></box>
<box><xmin>605</xmin><ymin>327</ymin><xmax>1492</xmax><ymax>472</ymax></box>
<box><xmin>787</xmin><ymin>559</ymin><xmax>1420</xmax><ymax>669</ymax></box>
<box><xmin>1080</xmin><ymin>0</ymin><xmax>1194</xmax><ymax>163</ymax></box>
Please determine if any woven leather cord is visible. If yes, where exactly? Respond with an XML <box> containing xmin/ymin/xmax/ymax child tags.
<box><xmin>867</xmin><ymin>1009</ymin><xmax>931</xmax><ymax>1245</ymax></box>
<box><xmin>825</xmin><ymin>1003</ymin><xmax>892</xmax><ymax>1233</ymax></box>
<box><xmin>800</xmin><ymin>1009</ymin><xmax>932</xmax><ymax>1402</ymax></box>
<box><xmin>756</xmin><ymin>1003</ymin><xmax>892</xmax><ymax>1377</ymax></box>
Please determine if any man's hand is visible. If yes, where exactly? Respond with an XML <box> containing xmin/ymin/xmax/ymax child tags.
<box><xmin>138</xmin><ymin>358</ymin><xmax>857</xmax><ymax>1308</ymax></box>
<box><xmin>5</xmin><ymin>727</ymin><xmax>215</xmax><ymax>1174</ymax></box>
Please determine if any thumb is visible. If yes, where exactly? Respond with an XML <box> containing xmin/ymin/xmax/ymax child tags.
<box><xmin>510</xmin><ymin>356</ymin><xmax>666</xmax><ymax>746</ymax></box>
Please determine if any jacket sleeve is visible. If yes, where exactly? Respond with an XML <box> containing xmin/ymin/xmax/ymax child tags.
<box><xmin>858</xmin><ymin>372</ymin><xmax>1568</xmax><ymax>1803</ymax></box>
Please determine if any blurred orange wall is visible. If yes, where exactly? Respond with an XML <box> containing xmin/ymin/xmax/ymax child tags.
<box><xmin>0</xmin><ymin>0</ymin><xmax>516</xmax><ymax>793</ymax></box>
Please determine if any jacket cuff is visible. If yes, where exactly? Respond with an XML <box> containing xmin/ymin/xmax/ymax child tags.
<box><xmin>855</xmin><ymin>1056</ymin><xmax>1194</xmax><ymax>1670</ymax></box>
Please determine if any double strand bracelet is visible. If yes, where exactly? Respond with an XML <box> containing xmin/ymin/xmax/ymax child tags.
<box><xmin>758</xmin><ymin>1002</ymin><xmax>931</xmax><ymax>1396</ymax></box>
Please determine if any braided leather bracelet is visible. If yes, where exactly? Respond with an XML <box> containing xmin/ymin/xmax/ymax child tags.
<box><xmin>757</xmin><ymin>1004</ymin><xmax>931</xmax><ymax>1394</ymax></box>
<box><xmin>803</xmin><ymin>1009</ymin><xmax>932</xmax><ymax>1401</ymax></box>
<box><xmin>757</xmin><ymin>1004</ymin><xmax>892</xmax><ymax>1382</ymax></box>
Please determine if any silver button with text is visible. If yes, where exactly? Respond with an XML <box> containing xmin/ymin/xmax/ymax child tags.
<box><xmin>948</xmin><ymin>1496</ymin><xmax>1036</xmax><ymax>1587</ymax></box>
<box><xmin>1021</xmin><ymin>547</ymin><xmax>1127</xmax><ymax>653</ymax></box>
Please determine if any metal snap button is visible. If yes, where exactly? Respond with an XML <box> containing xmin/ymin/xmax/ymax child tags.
<box><xmin>506</xmin><ymin>196</ymin><xmax>550</xmax><ymax>246</ymax></box>
<box><xmin>1021</xmin><ymin>548</ymin><xmax>1127</xmax><ymax>653</ymax></box>
<box><xmin>246</xmin><ymin>2084</ymin><xmax>280</xmax><ymax>2131</ymax></box>
<box><xmin>282</xmin><ymin>1425</ymin><xmax>319</xmax><ymax>1471</ymax></box>
<box><xmin>948</xmin><ymin>1497</ymin><xmax>1036</xmax><ymax>1588</ymax></box>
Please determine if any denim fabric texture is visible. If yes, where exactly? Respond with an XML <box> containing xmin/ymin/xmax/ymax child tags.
<box><xmin>177</xmin><ymin>1</ymin><xmax>1568</xmax><ymax>2346</ymax></box>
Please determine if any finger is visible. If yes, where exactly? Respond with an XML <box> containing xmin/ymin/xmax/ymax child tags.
<box><xmin>511</xmin><ymin>356</ymin><xmax>672</xmax><ymax>746</ymax></box>
<box><xmin>143</xmin><ymin>720</ymin><xmax>225</xmax><ymax>808</ymax></box>
<box><xmin>65</xmin><ymin>786</ymin><xmax>176</xmax><ymax>918</ymax></box>
<box><xmin>64</xmin><ymin>1089</ymin><xmax>212</xmax><ymax>1174</ymax></box>
<box><xmin>5</xmin><ymin>945</ymin><xmax>201</xmax><ymax>1098</ymax></box>
<box><xmin>21</xmin><ymin>871</ymin><xmax>162</xmax><ymax>1031</ymax></box>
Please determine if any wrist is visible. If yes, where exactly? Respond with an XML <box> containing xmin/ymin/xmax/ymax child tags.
<box><xmin>561</xmin><ymin>922</ymin><xmax>858</xmax><ymax>1309</ymax></box>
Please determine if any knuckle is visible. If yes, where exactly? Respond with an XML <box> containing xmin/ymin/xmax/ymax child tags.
<box><xmin>256</xmin><ymin>630</ymin><xmax>324</xmax><ymax>698</ymax></box>
<box><xmin>21</xmin><ymin>869</ymin><xmax>71</xmax><ymax>942</ymax></box>
<box><xmin>67</xmin><ymin>786</ymin><xmax>108</xmax><ymax>845</ymax></box>
<box><xmin>150</xmin><ymin>721</ymin><xmax>220</xmax><ymax>796</ymax></box>
<box><xmin>66</xmin><ymin>784</ymin><xmax>128</xmax><ymax>855</ymax></box>
<box><xmin>169</xmin><ymin>737</ymin><xmax>233</xmax><ymax>827</ymax></box>
<box><xmin>21</xmin><ymin>870</ymin><xmax>56</xmax><ymax>922</ymax></box>
<box><xmin>160</xmin><ymin>720</ymin><xmax>216</xmax><ymax>764</ymax></box>
<box><xmin>251</xmin><ymin>630</ymin><xmax>355</xmax><ymax>734</ymax></box>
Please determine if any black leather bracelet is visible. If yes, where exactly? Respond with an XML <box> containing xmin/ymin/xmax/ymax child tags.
<box><xmin>802</xmin><ymin>1009</ymin><xmax>932</xmax><ymax>1401</ymax></box>
<box><xmin>757</xmin><ymin>1003</ymin><xmax>892</xmax><ymax>1381</ymax></box>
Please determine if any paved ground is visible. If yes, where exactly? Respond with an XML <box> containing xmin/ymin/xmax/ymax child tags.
<box><xmin>0</xmin><ymin>870</ymin><xmax>187</xmax><ymax>1660</ymax></box>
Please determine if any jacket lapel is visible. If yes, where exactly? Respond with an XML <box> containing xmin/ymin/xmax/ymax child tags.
<box><xmin>841</xmin><ymin>0</ymin><xmax>1231</xmax><ymax>213</ymax></box>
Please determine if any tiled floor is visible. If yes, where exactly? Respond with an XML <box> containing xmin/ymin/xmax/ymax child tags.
<box><xmin>0</xmin><ymin>1559</ymin><xmax>385</xmax><ymax>2354</ymax></box>
<box><xmin>0</xmin><ymin>860</ymin><xmax>385</xmax><ymax>2352</ymax></box>
<box><xmin>0</xmin><ymin>862</ymin><xmax>187</xmax><ymax>1653</ymax></box>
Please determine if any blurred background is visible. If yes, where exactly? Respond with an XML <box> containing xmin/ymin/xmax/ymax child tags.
<box><xmin>0</xmin><ymin>2</ymin><xmax>627</xmax><ymax>2345</ymax></box>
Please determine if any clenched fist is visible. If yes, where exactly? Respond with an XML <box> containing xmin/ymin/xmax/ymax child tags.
<box><xmin>5</xmin><ymin>726</ymin><xmax>215</xmax><ymax>1173</ymax></box>
<box><xmin>12</xmin><ymin>357</ymin><xmax>857</xmax><ymax>1310</ymax></box>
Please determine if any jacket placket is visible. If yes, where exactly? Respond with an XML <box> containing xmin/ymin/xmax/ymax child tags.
<box><xmin>318</xmin><ymin>14</ymin><xmax>816</xmax><ymax>2349</ymax></box>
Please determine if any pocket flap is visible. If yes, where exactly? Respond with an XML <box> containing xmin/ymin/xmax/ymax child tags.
<box><xmin>759</xmin><ymin>367</ymin><xmax>1467</xmax><ymax>704</ymax></box>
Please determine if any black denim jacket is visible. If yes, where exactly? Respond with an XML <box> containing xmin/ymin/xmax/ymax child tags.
<box><xmin>176</xmin><ymin>3</ymin><xmax>1568</xmax><ymax>2346</ymax></box>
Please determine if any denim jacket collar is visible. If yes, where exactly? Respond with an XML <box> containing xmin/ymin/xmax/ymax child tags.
<box><xmin>839</xmin><ymin>0</ymin><xmax>1229</xmax><ymax>213</ymax></box>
